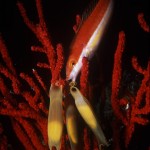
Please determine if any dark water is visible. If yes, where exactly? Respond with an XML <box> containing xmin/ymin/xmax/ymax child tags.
<box><xmin>0</xmin><ymin>0</ymin><xmax>149</xmax><ymax>149</ymax></box>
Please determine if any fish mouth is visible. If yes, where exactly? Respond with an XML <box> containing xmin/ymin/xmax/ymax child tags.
<box><xmin>66</xmin><ymin>73</ymin><xmax>76</xmax><ymax>83</ymax></box>
<box><xmin>66</xmin><ymin>60</ymin><xmax>83</xmax><ymax>82</ymax></box>
<box><xmin>66</xmin><ymin>74</ymin><xmax>73</xmax><ymax>82</ymax></box>
<box><xmin>66</xmin><ymin>76</ymin><xmax>71</xmax><ymax>81</ymax></box>
<box><xmin>65</xmin><ymin>70</ymin><xmax>71</xmax><ymax>81</ymax></box>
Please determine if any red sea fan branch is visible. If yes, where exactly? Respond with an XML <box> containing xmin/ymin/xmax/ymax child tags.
<box><xmin>16</xmin><ymin>117</ymin><xmax>47</xmax><ymax>150</ymax></box>
<box><xmin>0</xmin><ymin>25</ymin><xmax>48</xmax><ymax>149</ymax></box>
<box><xmin>19</xmin><ymin>72</ymin><xmax>41</xmax><ymax>111</ymax></box>
<box><xmin>0</xmin><ymin>36</ymin><xmax>16</xmax><ymax>75</ymax></box>
<box><xmin>80</xmin><ymin>57</ymin><xmax>92</xmax><ymax>150</ymax></box>
<box><xmin>111</xmin><ymin>31</ymin><xmax>150</xmax><ymax>147</ymax></box>
<box><xmin>0</xmin><ymin>64</ymin><xmax>20</xmax><ymax>95</ymax></box>
<box><xmin>111</xmin><ymin>31</ymin><xmax>128</xmax><ymax>126</ymax></box>
<box><xmin>32</xmin><ymin>69</ymin><xmax>47</xmax><ymax>93</ymax></box>
<box><xmin>51</xmin><ymin>43</ymin><xmax>64</xmax><ymax>84</ymax></box>
<box><xmin>132</xmin><ymin>56</ymin><xmax>145</xmax><ymax>74</ymax></box>
<box><xmin>35</xmin><ymin>0</ymin><xmax>45</xmax><ymax>27</ymax></box>
<box><xmin>0</xmin><ymin>124</ymin><xmax>7</xmax><ymax>150</ymax></box>
<box><xmin>0</xmin><ymin>37</ymin><xmax>20</xmax><ymax>94</ymax></box>
<box><xmin>12</xmin><ymin>119</ymin><xmax>35</xmax><ymax>150</ymax></box>
<box><xmin>17</xmin><ymin>0</ymin><xmax>65</xmax><ymax>85</ymax></box>
<box><xmin>138</xmin><ymin>13</ymin><xmax>150</xmax><ymax>33</ymax></box>
<box><xmin>132</xmin><ymin>58</ymin><xmax>150</xmax><ymax>109</ymax></box>
<box><xmin>80</xmin><ymin>57</ymin><xmax>89</xmax><ymax>97</ymax></box>
<box><xmin>17</xmin><ymin>0</ymin><xmax>56</xmax><ymax>73</ymax></box>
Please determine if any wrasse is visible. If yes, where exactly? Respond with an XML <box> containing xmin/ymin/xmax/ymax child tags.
<box><xmin>66</xmin><ymin>0</ymin><xmax>114</xmax><ymax>81</ymax></box>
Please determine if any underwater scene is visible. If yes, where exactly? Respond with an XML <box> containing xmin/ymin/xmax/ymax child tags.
<box><xmin>0</xmin><ymin>0</ymin><xmax>149</xmax><ymax>150</ymax></box>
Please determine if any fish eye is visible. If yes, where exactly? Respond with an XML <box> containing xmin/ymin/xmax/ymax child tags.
<box><xmin>69</xmin><ymin>60</ymin><xmax>76</xmax><ymax>68</ymax></box>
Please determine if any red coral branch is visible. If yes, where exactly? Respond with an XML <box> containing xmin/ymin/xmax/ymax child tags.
<box><xmin>17</xmin><ymin>0</ymin><xmax>56</xmax><ymax>71</ymax></box>
<box><xmin>111</xmin><ymin>31</ymin><xmax>128</xmax><ymax>126</ymax></box>
<box><xmin>0</xmin><ymin>0</ymin><xmax>149</xmax><ymax>149</ymax></box>
<box><xmin>0</xmin><ymin>36</ymin><xmax>16</xmax><ymax>75</ymax></box>
<box><xmin>83</xmin><ymin>128</ymin><xmax>91</xmax><ymax>150</ymax></box>
<box><xmin>0</xmin><ymin>66</ymin><xmax>20</xmax><ymax>94</ymax></box>
<box><xmin>79</xmin><ymin>57</ymin><xmax>92</xmax><ymax>150</ymax></box>
<box><xmin>138</xmin><ymin>13</ymin><xmax>150</xmax><ymax>33</ymax></box>
<box><xmin>35</xmin><ymin>0</ymin><xmax>45</xmax><ymax>27</ymax></box>
<box><xmin>111</xmin><ymin>31</ymin><xmax>150</xmax><ymax>147</ymax></box>
<box><xmin>12</xmin><ymin>119</ymin><xmax>35</xmax><ymax>150</ymax></box>
<box><xmin>0</xmin><ymin>24</ymin><xmax>48</xmax><ymax>149</ymax></box>
<box><xmin>80</xmin><ymin>57</ymin><xmax>89</xmax><ymax>97</ymax></box>
<box><xmin>31</xmin><ymin>46</ymin><xmax>47</xmax><ymax>53</ymax></box>
<box><xmin>19</xmin><ymin>72</ymin><xmax>40</xmax><ymax>111</ymax></box>
<box><xmin>51</xmin><ymin>43</ymin><xmax>64</xmax><ymax>84</ymax></box>
<box><xmin>37</xmin><ymin>62</ymin><xmax>50</xmax><ymax>69</ymax></box>
<box><xmin>16</xmin><ymin>117</ymin><xmax>47</xmax><ymax>150</ymax></box>
<box><xmin>132</xmin><ymin>56</ymin><xmax>145</xmax><ymax>74</ymax></box>
<box><xmin>32</xmin><ymin>69</ymin><xmax>47</xmax><ymax>93</ymax></box>
<box><xmin>0</xmin><ymin>0</ymin><xmax>65</xmax><ymax>149</ymax></box>
<box><xmin>0</xmin><ymin>124</ymin><xmax>7</xmax><ymax>150</ymax></box>
<box><xmin>17</xmin><ymin>0</ymin><xmax>64</xmax><ymax>85</ymax></box>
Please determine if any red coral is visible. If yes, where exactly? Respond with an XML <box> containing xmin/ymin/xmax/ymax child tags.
<box><xmin>111</xmin><ymin>31</ymin><xmax>150</xmax><ymax>147</ymax></box>
<box><xmin>138</xmin><ymin>13</ymin><xmax>150</xmax><ymax>33</ymax></box>
<box><xmin>0</xmin><ymin>124</ymin><xmax>7</xmax><ymax>150</ymax></box>
<box><xmin>80</xmin><ymin>57</ymin><xmax>89</xmax><ymax>97</ymax></box>
<box><xmin>0</xmin><ymin>0</ymin><xmax>149</xmax><ymax>149</ymax></box>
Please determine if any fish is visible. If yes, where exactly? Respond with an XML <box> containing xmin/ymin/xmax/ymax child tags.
<box><xmin>66</xmin><ymin>105</ymin><xmax>79</xmax><ymax>150</ymax></box>
<box><xmin>66</xmin><ymin>0</ymin><xmax>114</xmax><ymax>81</ymax></box>
<box><xmin>47</xmin><ymin>84</ymin><xmax>63</xmax><ymax>150</ymax></box>
<box><xmin>70</xmin><ymin>86</ymin><xmax>109</xmax><ymax>147</ymax></box>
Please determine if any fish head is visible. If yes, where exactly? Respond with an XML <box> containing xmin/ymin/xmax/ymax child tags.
<box><xmin>66</xmin><ymin>38</ymin><xmax>86</xmax><ymax>81</ymax></box>
<box><xmin>66</xmin><ymin>55</ymin><xmax>78</xmax><ymax>81</ymax></box>
<box><xmin>66</xmin><ymin>44</ymin><xmax>87</xmax><ymax>81</ymax></box>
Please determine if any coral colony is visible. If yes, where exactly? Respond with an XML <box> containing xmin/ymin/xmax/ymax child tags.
<box><xmin>0</xmin><ymin>0</ymin><xmax>150</xmax><ymax>150</ymax></box>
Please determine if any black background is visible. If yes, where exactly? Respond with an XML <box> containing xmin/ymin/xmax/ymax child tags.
<box><xmin>0</xmin><ymin>0</ymin><xmax>150</xmax><ymax>149</ymax></box>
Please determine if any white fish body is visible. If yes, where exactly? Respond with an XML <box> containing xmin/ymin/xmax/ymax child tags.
<box><xmin>48</xmin><ymin>84</ymin><xmax>63</xmax><ymax>150</ymax></box>
<box><xmin>70</xmin><ymin>86</ymin><xmax>108</xmax><ymax>147</ymax></box>
<box><xmin>66</xmin><ymin>105</ymin><xmax>79</xmax><ymax>150</ymax></box>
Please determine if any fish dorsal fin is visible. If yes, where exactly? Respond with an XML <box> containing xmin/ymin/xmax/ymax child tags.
<box><xmin>76</xmin><ymin>0</ymin><xmax>99</xmax><ymax>32</ymax></box>
<box><xmin>82</xmin><ymin>0</ymin><xmax>99</xmax><ymax>21</ymax></box>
